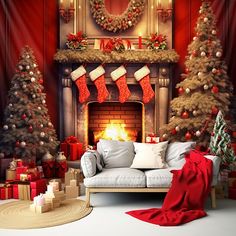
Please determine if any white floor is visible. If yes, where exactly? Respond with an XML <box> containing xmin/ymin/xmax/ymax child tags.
<box><xmin>0</xmin><ymin>192</ymin><xmax>236</xmax><ymax>236</ymax></box>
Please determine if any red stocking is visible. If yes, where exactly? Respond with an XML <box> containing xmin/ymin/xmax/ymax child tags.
<box><xmin>89</xmin><ymin>65</ymin><xmax>109</xmax><ymax>103</ymax></box>
<box><xmin>111</xmin><ymin>65</ymin><xmax>131</xmax><ymax>103</ymax></box>
<box><xmin>71</xmin><ymin>66</ymin><xmax>90</xmax><ymax>103</ymax></box>
<box><xmin>134</xmin><ymin>66</ymin><xmax>155</xmax><ymax>103</ymax></box>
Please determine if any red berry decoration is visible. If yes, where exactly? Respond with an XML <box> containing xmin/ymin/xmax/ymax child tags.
<box><xmin>211</xmin><ymin>86</ymin><xmax>219</xmax><ymax>94</ymax></box>
<box><xmin>21</xmin><ymin>114</ymin><xmax>27</xmax><ymax>120</ymax></box>
<box><xmin>95</xmin><ymin>4</ymin><xmax>99</xmax><ymax>9</ymax></box>
<box><xmin>28</xmin><ymin>125</ymin><xmax>33</xmax><ymax>133</ymax></box>
<box><xmin>16</xmin><ymin>141</ymin><xmax>20</xmax><ymax>147</ymax></box>
<box><xmin>182</xmin><ymin>111</ymin><xmax>189</xmax><ymax>119</ymax></box>
<box><xmin>185</xmin><ymin>132</ymin><xmax>192</xmax><ymax>140</ymax></box>
<box><xmin>171</xmin><ymin>129</ymin><xmax>177</xmax><ymax>135</ymax></box>
<box><xmin>192</xmin><ymin>51</ymin><xmax>197</xmax><ymax>56</ymax></box>
<box><xmin>178</xmin><ymin>87</ymin><xmax>184</xmax><ymax>95</ymax></box>
<box><xmin>39</xmin><ymin>79</ymin><xmax>44</xmax><ymax>84</ymax></box>
<box><xmin>185</xmin><ymin>68</ymin><xmax>189</xmax><ymax>74</ymax></box>
<box><xmin>211</xmin><ymin>106</ymin><xmax>219</xmax><ymax>115</ymax></box>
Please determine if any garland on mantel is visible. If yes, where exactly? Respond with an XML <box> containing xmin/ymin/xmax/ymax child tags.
<box><xmin>54</xmin><ymin>49</ymin><xmax>179</xmax><ymax>63</ymax></box>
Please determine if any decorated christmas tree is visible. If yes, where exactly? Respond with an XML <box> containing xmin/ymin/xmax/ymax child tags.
<box><xmin>210</xmin><ymin>111</ymin><xmax>235</xmax><ymax>169</ymax></box>
<box><xmin>160</xmin><ymin>0</ymin><xmax>233</xmax><ymax>147</ymax></box>
<box><xmin>0</xmin><ymin>46</ymin><xmax>59</xmax><ymax>160</ymax></box>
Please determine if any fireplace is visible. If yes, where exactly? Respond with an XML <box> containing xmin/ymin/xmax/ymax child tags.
<box><xmin>88</xmin><ymin>102</ymin><xmax>143</xmax><ymax>145</ymax></box>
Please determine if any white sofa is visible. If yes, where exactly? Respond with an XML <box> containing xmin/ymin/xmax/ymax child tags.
<box><xmin>81</xmin><ymin>140</ymin><xmax>221</xmax><ymax>208</ymax></box>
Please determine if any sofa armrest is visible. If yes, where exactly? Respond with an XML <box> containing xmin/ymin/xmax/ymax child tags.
<box><xmin>81</xmin><ymin>150</ymin><xmax>103</xmax><ymax>178</ymax></box>
<box><xmin>204</xmin><ymin>155</ymin><xmax>221</xmax><ymax>182</ymax></box>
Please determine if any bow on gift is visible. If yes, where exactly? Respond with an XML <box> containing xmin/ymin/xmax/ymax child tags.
<box><xmin>65</xmin><ymin>136</ymin><xmax>79</xmax><ymax>144</ymax></box>
<box><xmin>68</xmin><ymin>167</ymin><xmax>80</xmax><ymax>174</ymax></box>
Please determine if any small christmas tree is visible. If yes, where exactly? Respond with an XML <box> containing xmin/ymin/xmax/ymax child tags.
<box><xmin>210</xmin><ymin>110</ymin><xmax>236</xmax><ymax>169</ymax></box>
<box><xmin>160</xmin><ymin>0</ymin><xmax>233</xmax><ymax>147</ymax></box>
<box><xmin>0</xmin><ymin>46</ymin><xmax>59</xmax><ymax>160</ymax></box>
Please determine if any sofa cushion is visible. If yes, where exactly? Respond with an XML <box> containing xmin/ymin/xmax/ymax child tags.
<box><xmin>145</xmin><ymin>168</ymin><xmax>174</xmax><ymax>187</ymax></box>
<box><xmin>130</xmin><ymin>141</ymin><xmax>168</xmax><ymax>169</ymax></box>
<box><xmin>84</xmin><ymin>168</ymin><xmax>146</xmax><ymax>187</ymax></box>
<box><xmin>81</xmin><ymin>152</ymin><xmax>97</xmax><ymax>178</ymax></box>
<box><xmin>165</xmin><ymin>142</ymin><xmax>196</xmax><ymax>168</ymax></box>
<box><xmin>98</xmin><ymin>139</ymin><xmax>135</xmax><ymax>168</ymax></box>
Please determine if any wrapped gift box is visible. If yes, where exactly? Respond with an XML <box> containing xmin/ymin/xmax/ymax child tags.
<box><xmin>30</xmin><ymin>179</ymin><xmax>47</xmax><ymax>189</ymax></box>
<box><xmin>60</xmin><ymin>136</ymin><xmax>84</xmax><ymax>161</ymax></box>
<box><xmin>229</xmin><ymin>171</ymin><xmax>236</xmax><ymax>178</ymax></box>
<box><xmin>13</xmin><ymin>184</ymin><xmax>19</xmax><ymax>199</ymax></box>
<box><xmin>65</xmin><ymin>185</ymin><xmax>79</xmax><ymax>199</ymax></box>
<box><xmin>6</xmin><ymin>169</ymin><xmax>16</xmax><ymax>180</ymax></box>
<box><xmin>30</xmin><ymin>203</ymin><xmax>51</xmax><ymax>213</ymax></box>
<box><xmin>0</xmin><ymin>185</ymin><xmax>13</xmax><ymax>200</ymax></box>
<box><xmin>16</xmin><ymin>166</ymin><xmax>28</xmax><ymax>175</ymax></box>
<box><xmin>228</xmin><ymin>178</ymin><xmax>236</xmax><ymax>187</ymax></box>
<box><xmin>49</xmin><ymin>179</ymin><xmax>62</xmax><ymax>191</ymax></box>
<box><xmin>18</xmin><ymin>184</ymin><xmax>31</xmax><ymax>200</ymax></box>
<box><xmin>65</xmin><ymin>168</ymin><xmax>82</xmax><ymax>186</ymax></box>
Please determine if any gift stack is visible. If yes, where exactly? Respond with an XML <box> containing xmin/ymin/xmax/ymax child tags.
<box><xmin>60</xmin><ymin>136</ymin><xmax>84</xmax><ymax>161</ymax></box>
<box><xmin>43</xmin><ymin>181</ymin><xmax>66</xmax><ymax>208</ymax></box>
<box><xmin>65</xmin><ymin>179</ymin><xmax>79</xmax><ymax>199</ymax></box>
<box><xmin>30</xmin><ymin>194</ymin><xmax>51</xmax><ymax>213</ymax></box>
<box><xmin>228</xmin><ymin>171</ymin><xmax>236</xmax><ymax>200</ymax></box>
<box><xmin>0</xmin><ymin>158</ymin><xmax>47</xmax><ymax>201</ymax></box>
<box><xmin>146</xmin><ymin>133</ymin><xmax>159</xmax><ymax>143</ymax></box>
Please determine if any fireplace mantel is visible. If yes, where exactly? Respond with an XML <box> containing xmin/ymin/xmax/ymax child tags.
<box><xmin>54</xmin><ymin>49</ymin><xmax>179</xmax><ymax>64</ymax></box>
<box><xmin>55</xmin><ymin>51</ymin><xmax>179</xmax><ymax>143</ymax></box>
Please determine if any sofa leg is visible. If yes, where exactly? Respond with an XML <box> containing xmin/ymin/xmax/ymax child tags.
<box><xmin>85</xmin><ymin>188</ymin><xmax>90</xmax><ymax>208</ymax></box>
<box><xmin>210</xmin><ymin>187</ymin><xmax>216</xmax><ymax>209</ymax></box>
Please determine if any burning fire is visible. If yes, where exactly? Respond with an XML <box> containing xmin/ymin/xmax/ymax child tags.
<box><xmin>94</xmin><ymin>123</ymin><xmax>132</xmax><ymax>142</ymax></box>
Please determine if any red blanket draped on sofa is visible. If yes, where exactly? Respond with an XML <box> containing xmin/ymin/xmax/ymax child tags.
<box><xmin>126</xmin><ymin>150</ymin><xmax>213</xmax><ymax>226</ymax></box>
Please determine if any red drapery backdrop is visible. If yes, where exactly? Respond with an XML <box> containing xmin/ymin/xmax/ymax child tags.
<box><xmin>0</xmin><ymin>0</ymin><xmax>235</xmax><ymax>136</ymax></box>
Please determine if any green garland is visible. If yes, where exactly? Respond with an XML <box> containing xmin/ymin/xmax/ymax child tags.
<box><xmin>89</xmin><ymin>0</ymin><xmax>145</xmax><ymax>33</ymax></box>
<box><xmin>54</xmin><ymin>49</ymin><xmax>179</xmax><ymax>63</ymax></box>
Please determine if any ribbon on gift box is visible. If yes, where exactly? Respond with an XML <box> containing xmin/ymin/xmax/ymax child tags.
<box><xmin>65</xmin><ymin>136</ymin><xmax>80</xmax><ymax>144</ymax></box>
<box><xmin>42</xmin><ymin>161</ymin><xmax>55</xmax><ymax>178</ymax></box>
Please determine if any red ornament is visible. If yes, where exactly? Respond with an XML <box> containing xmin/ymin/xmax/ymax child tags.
<box><xmin>185</xmin><ymin>132</ymin><xmax>192</xmax><ymax>140</ymax></box>
<box><xmin>39</xmin><ymin>79</ymin><xmax>44</xmax><ymax>84</ymax></box>
<box><xmin>211</xmin><ymin>86</ymin><xmax>219</xmax><ymax>94</ymax></box>
<box><xmin>128</xmin><ymin>13</ymin><xmax>132</xmax><ymax>18</ymax></box>
<box><xmin>211</xmin><ymin>132</ymin><xmax>214</xmax><ymax>136</ymax></box>
<box><xmin>185</xmin><ymin>68</ymin><xmax>189</xmax><ymax>74</ymax></box>
<box><xmin>28</xmin><ymin>125</ymin><xmax>33</xmax><ymax>133</ymax></box>
<box><xmin>192</xmin><ymin>51</ymin><xmax>197</xmax><ymax>56</ymax></box>
<box><xmin>182</xmin><ymin>111</ymin><xmax>189</xmax><ymax>119</ymax></box>
<box><xmin>108</xmin><ymin>18</ymin><xmax>112</xmax><ymax>23</ymax></box>
<box><xmin>95</xmin><ymin>4</ymin><xmax>100</xmax><ymax>9</ymax></box>
<box><xmin>178</xmin><ymin>87</ymin><xmax>184</xmax><ymax>95</ymax></box>
<box><xmin>211</xmin><ymin>106</ymin><xmax>219</xmax><ymax>115</ymax></box>
<box><xmin>171</xmin><ymin>129</ymin><xmax>177</xmax><ymax>135</ymax></box>
<box><xmin>21</xmin><ymin>114</ymin><xmax>27</xmax><ymax>120</ymax></box>
<box><xmin>16</xmin><ymin>141</ymin><xmax>20</xmax><ymax>147</ymax></box>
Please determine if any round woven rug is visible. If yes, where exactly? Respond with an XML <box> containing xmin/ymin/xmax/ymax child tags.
<box><xmin>0</xmin><ymin>199</ymin><xmax>92</xmax><ymax>229</ymax></box>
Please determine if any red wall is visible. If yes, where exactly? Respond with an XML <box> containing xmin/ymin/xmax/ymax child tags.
<box><xmin>0</xmin><ymin>0</ymin><xmax>59</xmax><ymax>132</ymax></box>
<box><xmin>0</xmin><ymin>0</ymin><xmax>235</xmax><ymax>136</ymax></box>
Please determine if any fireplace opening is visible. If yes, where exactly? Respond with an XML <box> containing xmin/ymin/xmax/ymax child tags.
<box><xmin>88</xmin><ymin>102</ymin><xmax>143</xmax><ymax>145</ymax></box>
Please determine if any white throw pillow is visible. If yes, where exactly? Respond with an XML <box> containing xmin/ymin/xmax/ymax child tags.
<box><xmin>130</xmin><ymin>141</ymin><xmax>169</xmax><ymax>169</ymax></box>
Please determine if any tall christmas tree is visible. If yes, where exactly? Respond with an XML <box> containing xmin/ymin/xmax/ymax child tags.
<box><xmin>0</xmin><ymin>46</ymin><xmax>59</xmax><ymax>160</ymax></box>
<box><xmin>210</xmin><ymin>110</ymin><xmax>235</xmax><ymax>169</ymax></box>
<box><xmin>161</xmin><ymin>0</ymin><xmax>233</xmax><ymax>147</ymax></box>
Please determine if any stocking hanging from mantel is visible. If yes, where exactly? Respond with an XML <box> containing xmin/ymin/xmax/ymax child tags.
<box><xmin>134</xmin><ymin>65</ymin><xmax>155</xmax><ymax>103</ymax></box>
<box><xmin>71</xmin><ymin>65</ymin><xmax>90</xmax><ymax>103</ymax></box>
<box><xmin>110</xmin><ymin>65</ymin><xmax>131</xmax><ymax>103</ymax></box>
<box><xmin>89</xmin><ymin>65</ymin><xmax>109</xmax><ymax>103</ymax></box>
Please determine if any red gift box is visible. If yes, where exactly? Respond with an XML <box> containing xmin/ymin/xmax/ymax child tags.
<box><xmin>16</xmin><ymin>166</ymin><xmax>28</xmax><ymax>175</ymax></box>
<box><xmin>229</xmin><ymin>171</ymin><xmax>236</xmax><ymax>178</ymax></box>
<box><xmin>60</xmin><ymin>136</ymin><xmax>84</xmax><ymax>161</ymax></box>
<box><xmin>30</xmin><ymin>179</ymin><xmax>47</xmax><ymax>189</ymax></box>
<box><xmin>228</xmin><ymin>187</ymin><xmax>236</xmax><ymax>200</ymax></box>
<box><xmin>13</xmin><ymin>184</ymin><xmax>19</xmax><ymax>199</ymax></box>
<box><xmin>0</xmin><ymin>185</ymin><xmax>13</xmax><ymax>200</ymax></box>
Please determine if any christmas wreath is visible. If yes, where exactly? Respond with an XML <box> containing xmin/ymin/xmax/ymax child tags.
<box><xmin>146</xmin><ymin>33</ymin><xmax>167</xmax><ymax>50</ymax></box>
<box><xmin>66</xmin><ymin>32</ymin><xmax>87</xmax><ymax>50</ymax></box>
<box><xmin>89</xmin><ymin>0</ymin><xmax>145</xmax><ymax>33</ymax></box>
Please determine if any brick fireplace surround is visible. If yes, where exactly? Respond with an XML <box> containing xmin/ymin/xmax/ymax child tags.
<box><xmin>59</xmin><ymin>62</ymin><xmax>174</xmax><ymax>145</ymax></box>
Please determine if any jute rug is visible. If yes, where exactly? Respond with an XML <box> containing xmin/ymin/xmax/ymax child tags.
<box><xmin>0</xmin><ymin>199</ymin><xmax>92</xmax><ymax>229</ymax></box>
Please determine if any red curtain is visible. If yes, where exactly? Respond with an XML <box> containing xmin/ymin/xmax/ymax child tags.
<box><xmin>0</xmin><ymin>0</ymin><xmax>59</xmax><ymax>132</ymax></box>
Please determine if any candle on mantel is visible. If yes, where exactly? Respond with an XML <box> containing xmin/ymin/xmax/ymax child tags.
<box><xmin>138</xmin><ymin>34</ymin><xmax>142</xmax><ymax>49</ymax></box>
<box><xmin>168</xmin><ymin>0</ymin><xmax>172</xmax><ymax>8</ymax></box>
<box><xmin>157</xmin><ymin>0</ymin><xmax>161</xmax><ymax>8</ymax></box>
<box><xmin>60</xmin><ymin>0</ymin><xmax>63</xmax><ymax>8</ymax></box>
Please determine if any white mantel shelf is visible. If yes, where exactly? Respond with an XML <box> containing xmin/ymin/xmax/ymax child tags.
<box><xmin>54</xmin><ymin>49</ymin><xmax>179</xmax><ymax>64</ymax></box>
